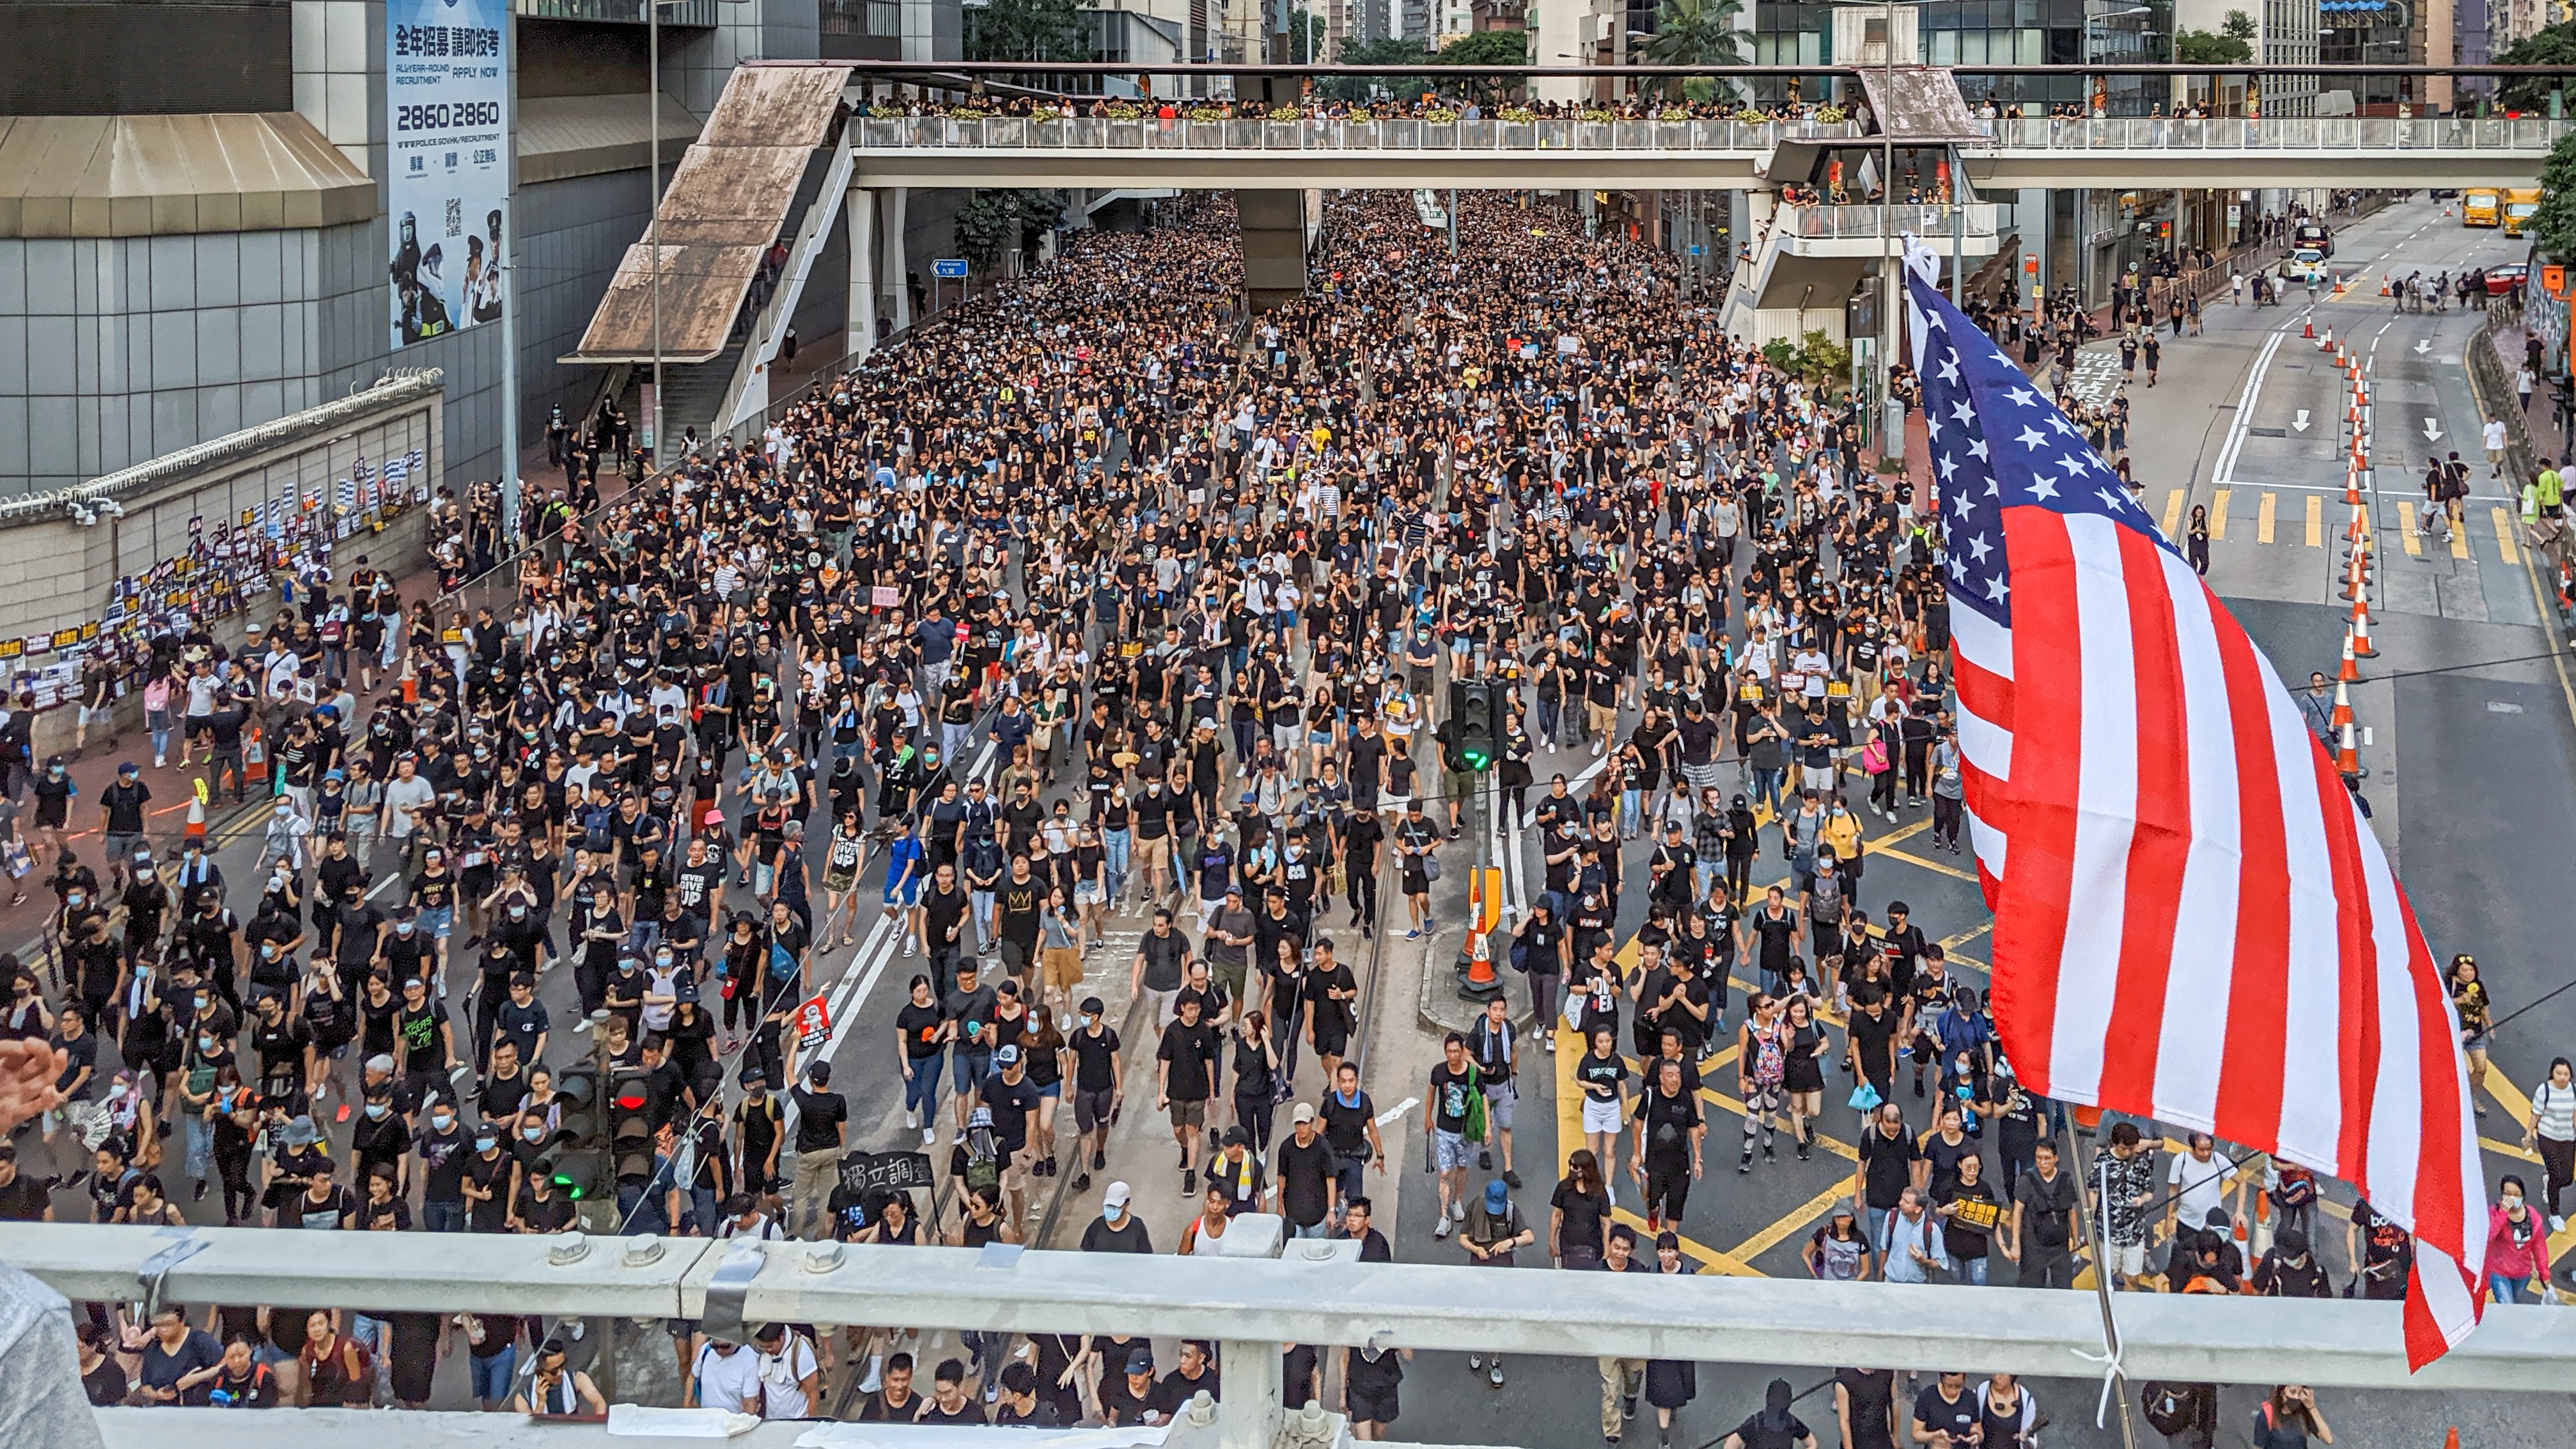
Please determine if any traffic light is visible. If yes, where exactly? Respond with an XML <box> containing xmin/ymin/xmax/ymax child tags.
<box><xmin>1447</xmin><ymin>678</ymin><xmax>1498</xmax><ymax>773</ymax></box>
<box><xmin>607</xmin><ymin>1068</ymin><xmax>655</xmax><ymax>1212</ymax></box>
<box><xmin>547</xmin><ymin>1064</ymin><xmax>603</xmax><ymax>1204</ymax></box>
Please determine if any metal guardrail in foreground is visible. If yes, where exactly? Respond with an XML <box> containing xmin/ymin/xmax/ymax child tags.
<box><xmin>11</xmin><ymin>1223</ymin><xmax>2573</xmax><ymax>1398</ymax></box>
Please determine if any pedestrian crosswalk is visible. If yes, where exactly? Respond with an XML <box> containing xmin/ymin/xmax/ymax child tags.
<box><xmin>2157</xmin><ymin>486</ymin><xmax>2523</xmax><ymax>562</ymax></box>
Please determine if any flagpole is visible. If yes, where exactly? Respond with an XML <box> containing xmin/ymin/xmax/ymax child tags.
<box><xmin>2061</xmin><ymin>1113</ymin><xmax>2141</xmax><ymax>1449</ymax></box>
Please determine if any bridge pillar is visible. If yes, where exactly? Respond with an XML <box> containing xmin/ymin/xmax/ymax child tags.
<box><xmin>880</xmin><ymin>187</ymin><xmax>910</xmax><ymax>332</ymax></box>
<box><xmin>848</xmin><ymin>184</ymin><xmax>877</xmax><ymax>364</ymax></box>
<box><xmin>1237</xmin><ymin>189</ymin><xmax>1308</xmax><ymax>314</ymax></box>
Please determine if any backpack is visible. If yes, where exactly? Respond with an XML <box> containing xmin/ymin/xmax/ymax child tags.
<box><xmin>2139</xmin><ymin>1383</ymin><xmax>2192</xmax><ymax>1437</ymax></box>
<box><xmin>962</xmin><ymin>1126</ymin><xmax>1003</xmax><ymax>1195</ymax></box>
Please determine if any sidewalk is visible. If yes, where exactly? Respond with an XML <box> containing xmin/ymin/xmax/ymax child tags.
<box><xmin>1</xmin><ymin>548</ymin><xmax>446</xmax><ymax>950</ymax></box>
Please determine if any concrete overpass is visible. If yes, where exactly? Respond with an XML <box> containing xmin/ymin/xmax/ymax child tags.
<box><xmin>849</xmin><ymin>114</ymin><xmax>2570</xmax><ymax>192</ymax></box>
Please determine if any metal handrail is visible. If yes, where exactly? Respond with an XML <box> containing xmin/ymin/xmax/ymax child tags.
<box><xmin>850</xmin><ymin>113</ymin><xmax>2571</xmax><ymax>153</ymax></box>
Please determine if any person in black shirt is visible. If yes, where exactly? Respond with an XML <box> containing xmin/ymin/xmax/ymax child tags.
<box><xmin>914</xmin><ymin>1359</ymin><xmax>987</xmax><ymax>1425</ymax></box>
<box><xmin>1630</xmin><ymin>1057</ymin><xmax>1703</xmax><ymax>1229</ymax></box>
<box><xmin>1080</xmin><ymin>1182</ymin><xmax>1155</xmax><ymax>1253</ymax></box>
<box><xmin>786</xmin><ymin>1059</ymin><xmax>847</xmax><ymax>1239</ymax></box>
<box><xmin>1155</xmin><ymin>994</ymin><xmax>1219</xmax><ymax>1195</ymax></box>
<box><xmin>1273</xmin><ymin>1102</ymin><xmax>1336</xmax><ymax>1235</ymax></box>
<box><xmin>1065</xmin><ymin>994</ymin><xmax>1121</xmax><ymax>1193</ymax></box>
<box><xmin>1098</xmin><ymin>1345</ymin><xmax>1175</xmax><ymax>1426</ymax></box>
<box><xmin>0</xmin><ymin>1142</ymin><xmax>51</xmax><ymax>1221</ymax></box>
<box><xmin>993</xmin><ymin>1362</ymin><xmax>1060</xmax><ymax>1427</ymax></box>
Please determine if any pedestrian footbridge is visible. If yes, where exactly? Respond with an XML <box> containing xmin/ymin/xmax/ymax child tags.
<box><xmin>847</xmin><ymin>112</ymin><xmax>2570</xmax><ymax>192</ymax></box>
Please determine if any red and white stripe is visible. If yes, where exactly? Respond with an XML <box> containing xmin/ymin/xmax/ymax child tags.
<box><xmin>1968</xmin><ymin>508</ymin><xmax>2485</xmax><ymax>1367</ymax></box>
<box><xmin>1948</xmin><ymin>597</ymin><xmax>2015</xmax><ymax>901</ymax></box>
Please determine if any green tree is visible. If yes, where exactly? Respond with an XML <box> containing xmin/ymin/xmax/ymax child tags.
<box><xmin>1637</xmin><ymin>0</ymin><xmax>1747</xmax><ymax>100</ymax></box>
<box><xmin>1430</xmin><ymin>27</ymin><xmax>1527</xmax><ymax>104</ymax></box>
<box><xmin>1015</xmin><ymin>189</ymin><xmax>1067</xmax><ymax>240</ymax></box>
<box><xmin>951</xmin><ymin>190</ymin><xmax>1021</xmax><ymax>271</ymax></box>
<box><xmin>1795</xmin><ymin>329</ymin><xmax>1851</xmax><ymax>387</ymax></box>
<box><xmin>1286</xmin><ymin>6</ymin><xmax>1329</xmax><ymax>63</ymax></box>
<box><xmin>2496</xmin><ymin>23</ymin><xmax>2576</xmax><ymax>112</ymax></box>
<box><xmin>2173</xmin><ymin>28</ymin><xmax>2252</xmax><ymax>63</ymax></box>
<box><xmin>964</xmin><ymin>0</ymin><xmax>1089</xmax><ymax>65</ymax></box>
<box><xmin>2529</xmin><ymin>127</ymin><xmax>2576</xmax><ymax>262</ymax></box>
<box><xmin>2222</xmin><ymin>9</ymin><xmax>2255</xmax><ymax>38</ymax></box>
<box><xmin>1325</xmin><ymin>36</ymin><xmax>1435</xmax><ymax>102</ymax></box>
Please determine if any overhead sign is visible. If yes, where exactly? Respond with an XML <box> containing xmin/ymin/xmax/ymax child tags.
<box><xmin>932</xmin><ymin>258</ymin><xmax>969</xmax><ymax>279</ymax></box>
<box><xmin>387</xmin><ymin>0</ymin><xmax>510</xmax><ymax>347</ymax></box>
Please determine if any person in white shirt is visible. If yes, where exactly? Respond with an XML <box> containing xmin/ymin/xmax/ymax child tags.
<box><xmin>689</xmin><ymin>1336</ymin><xmax>765</xmax><ymax>1414</ymax></box>
<box><xmin>2164</xmin><ymin>1131</ymin><xmax>2240</xmax><ymax>1241</ymax></box>
<box><xmin>2485</xmin><ymin>416</ymin><xmax>2510</xmax><ymax>477</ymax></box>
<box><xmin>747</xmin><ymin>1324</ymin><xmax>820</xmax><ymax>1419</ymax></box>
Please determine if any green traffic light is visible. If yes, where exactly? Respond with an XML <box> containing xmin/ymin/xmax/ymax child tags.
<box><xmin>553</xmin><ymin>1174</ymin><xmax>584</xmax><ymax>1200</ymax></box>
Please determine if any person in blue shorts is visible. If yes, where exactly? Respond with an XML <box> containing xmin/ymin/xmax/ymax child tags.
<box><xmin>883</xmin><ymin>816</ymin><xmax>926</xmax><ymax>956</ymax></box>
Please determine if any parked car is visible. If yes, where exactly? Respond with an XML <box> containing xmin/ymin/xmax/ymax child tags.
<box><xmin>2488</xmin><ymin>261</ymin><xmax>2530</xmax><ymax>296</ymax></box>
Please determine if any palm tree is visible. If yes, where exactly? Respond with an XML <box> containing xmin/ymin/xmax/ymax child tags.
<box><xmin>1638</xmin><ymin>0</ymin><xmax>1747</xmax><ymax>103</ymax></box>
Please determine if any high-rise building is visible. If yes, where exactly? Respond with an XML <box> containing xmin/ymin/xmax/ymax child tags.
<box><xmin>0</xmin><ymin>0</ymin><xmax>972</xmax><ymax>499</ymax></box>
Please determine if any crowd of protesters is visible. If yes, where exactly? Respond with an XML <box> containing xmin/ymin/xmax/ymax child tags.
<box><xmin>0</xmin><ymin>186</ymin><xmax>2394</xmax><ymax>1448</ymax></box>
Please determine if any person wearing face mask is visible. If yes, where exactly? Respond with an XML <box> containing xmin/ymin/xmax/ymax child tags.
<box><xmin>460</xmin><ymin>1119</ymin><xmax>518</xmax><ymax>1232</ymax></box>
<box><xmin>1080</xmin><ymin>1179</ymin><xmax>1153</xmax><ymax>1253</ymax></box>
<box><xmin>413</xmin><ymin>1095</ymin><xmax>471</xmax><ymax>1232</ymax></box>
<box><xmin>2485</xmin><ymin>1172</ymin><xmax>2552</xmax><ymax>1304</ymax></box>
<box><xmin>350</xmin><ymin>1080</ymin><xmax>410</xmax><ymax>1197</ymax></box>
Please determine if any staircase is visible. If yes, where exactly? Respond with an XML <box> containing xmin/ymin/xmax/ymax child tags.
<box><xmin>652</xmin><ymin>330</ymin><xmax>754</xmax><ymax>453</ymax></box>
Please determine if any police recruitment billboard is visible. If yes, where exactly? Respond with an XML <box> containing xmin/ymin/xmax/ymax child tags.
<box><xmin>387</xmin><ymin>0</ymin><xmax>510</xmax><ymax>347</ymax></box>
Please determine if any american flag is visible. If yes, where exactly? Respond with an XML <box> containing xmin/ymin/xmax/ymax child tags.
<box><xmin>1903</xmin><ymin>249</ymin><xmax>2485</xmax><ymax>1366</ymax></box>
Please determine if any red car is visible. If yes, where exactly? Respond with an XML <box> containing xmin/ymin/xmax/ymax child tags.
<box><xmin>2488</xmin><ymin>262</ymin><xmax>2529</xmax><ymax>296</ymax></box>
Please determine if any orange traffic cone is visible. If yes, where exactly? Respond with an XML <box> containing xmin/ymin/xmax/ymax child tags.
<box><xmin>183</xmin><ymin>779</ymin><xmax>208</xmax><ymax>847</ymax></box>
<box><xmin>2303</xmin><ymin>314</ymin><xmax>2316</xmax><ymax>339</ymax></box>
<box><xmin>2330</xmin><ymin>675</ymin><xmax>2354</xmax><ymax>732</ymax></box>
<box><xmin>2338</xmin><ymin>719</ymin><xmax>2361</xmax><ymax>775</ymax></box>
<box><xmin>1462</xmin><ymin>924</ymin><xmax>1501</xmax><ymax>993</ymax></box>
<box><xmin>2352</xmin><ymin>596</ymin><xmax>2377</xmax><ymax>658</ymax></box>
<box><xmin>2320</xmin><ymin>325</ymin><xmax>2336</xmax><ymax>352</ymax></box>
<box><xmin>2338</xmin><ymin>626</ymin><xmax>2360</xmax><ymax>683</ymax></box>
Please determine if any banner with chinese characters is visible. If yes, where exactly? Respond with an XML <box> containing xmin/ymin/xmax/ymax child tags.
<box><xmin>387</xmin><ymin>0</ymin><xmax>509</xmax><ymax>348</ymax></box>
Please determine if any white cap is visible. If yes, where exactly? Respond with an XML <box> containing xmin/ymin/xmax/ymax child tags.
<box><xmin>1103</xmin><ymin>1181</ymin><xmax>1132</xmax><ymax>1211</ymax></box>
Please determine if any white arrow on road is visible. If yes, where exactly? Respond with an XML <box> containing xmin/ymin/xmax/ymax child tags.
<box><xmin>2423</xmin><ymin>418</ymin><xmax>2444</xmax><ymax>442</ymax></box>
<box><xmin>2292</xmin><ymin>410</ymin><xmax>2311</xmax><ymax>433</ymax></box>
<box><xmin>2416</xmin><ymin>338</ymin><xmax>2433</xmax><ymax>355</ymax></box>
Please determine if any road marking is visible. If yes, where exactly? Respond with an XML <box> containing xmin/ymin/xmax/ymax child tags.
<box><xmin>1555</xmin><ymin>1022</ymin><xmax>1761</xmax><ymax>1277</ymax></box>
<box><xmin>2162</xmin><ymin>488</ymin><xmax>2186</xmax><ymax>537</ymax></box>
<box><xmin>1870</xmin><ymin>844</ymin><xmax>1981</xmax><ymax>885</ymax></box>
<box><xmin>1375</xmin><ymin>1095</ymin><xmax>1420</xmax><ymax>1126</ymax></box>
<box><xmin>2492</xmin><ymin>506</ymin><xmax>2522</xmax><ymax>564</ymax></box>
<box><xmin>2396</xmin><ymin>501</ymin><xmax>2422</xmax><ymax>554</ymax></box>
<box><xmin>2212</xmin><ymin>330</ymin><xmax>2288</xmax><ymax>487</ymax></box>
<box><xmin>2257</xmin><ymin>492</ymin><xmax>2277</xmax><ymax>544</ymax></box>
<box><xmin>2305</xmin><ymin>494</ymin><xmax>2323</xmax><ymax>548</ymax></box>
<box><xmin>2210</xmin><ymin>488</ymin><xmax>2231</xmax><ymax>541</ymax></box>
<box><xmin>1860</xmin><ymin>818</ymin><xmax>1934</xmax><ymax>854</ymax></box>
<box><xmin>1721</xmin><ymin>1182</ymin><xmax>1854</xmax><ymax>1266</ymax></box>
<box><xmin>2451</xmin><ymin>518</ymin><xmax>2472</xmax><ymax>560</ymax></box>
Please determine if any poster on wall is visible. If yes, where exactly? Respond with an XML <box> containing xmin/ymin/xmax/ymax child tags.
<box><xmin>387</xmin><ymin>0</ymin><xmax>509</xmax><ymax>348</ymax></box>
